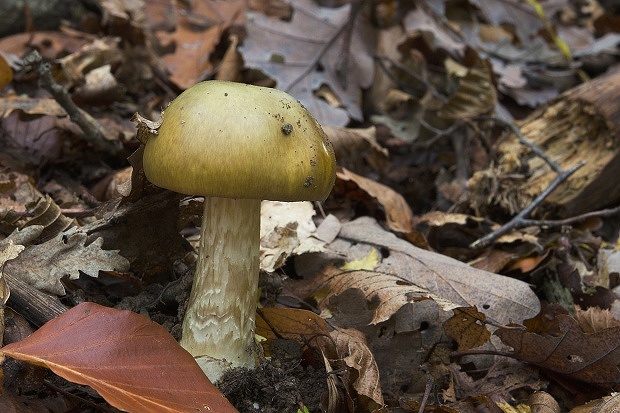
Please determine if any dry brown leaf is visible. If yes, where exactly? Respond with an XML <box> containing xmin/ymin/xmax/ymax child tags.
<box><xmin>215</xmin><ymin>33</ymin><xmax>242</xmax><ymax>82</ymax></box>
<box><xmin>402</xmin><ymin>5</ymin><xmax>465</xmax><ymax>56</ymax></box>
<box><xmin>256</xmin><ymin>307</ymin><xmax>331</xmax><ymax>342</ymax></box>
<box><xmin>160</xmin><ymin>1</ymin><xmax>245</xmax><ymax>89</ymax></box>
<box><xmin>23</xmin><ymin>195</ymin><xmax>76</xmax><ymax>242</ymax></box>
<box><xmin>330</xmin><ymin>217</ymin><xmax>540</xmax><ymax>325</ymax></box>
<box><xmin>316</xmin><ymin>265</ymin><xmax>454</xmax><ymax>326</ymax></box>
<box><xmin>528</xmin><ymin>392</ymin><xmax>560</xmax><ymax>413</ymax></box>
<box><xmin>0</xmin><ymin>53</ymin><xmax>13</xmax><ymax>91</ymax></box>
<box><xmin>4</xmin><ymin>230</ymin><xmax>129</xmax><ymax>296</ymax></box>
<box><xmin>57</xmin><ymin>37</ymin><xmax>123</xmax><ymax>89</ymax></box>
<box><xmin>495</xmin><ymin>314</ymin><xmax>620</xmax><ymax>386</ymax></box>
<box><xmin>438</xmin><ymin>51</ymin><xmax>497</xmax><ymax>120</ymax></box>
<box><xmin>324</xmin><ymin>126</ymin><xmax>388</xmax><ymax>173</ymax></box>
<box><xmin>0</xmin><ymin>31</ymin><xmax>92</xmax><ymax>60</ymax></box>
<box><xmin>336</xmin><ymin>167</ymin><xmax>414</xmax><ymax>233</ymax></box>
<box><xmin>330</xmin><ymin>328</ymin><xmax>385</xmax><ymax>413</ymax></box>
<box><xmin>570</xmin><ymin>393</ymin><xmax>620</xmax><ymax>413</ymax></box>
<box><xmin>575</xmin><ymin>307</ymin><xmax>620</xmax><ymax>334</ymax></box>
<box><xmin>444</xmin><ymin>306</ymin><xmax>491</xmax><ymax>351</ymax></box>
<box><xmin>0</xmin><ymin>96</ymin><xmax>67</xmax><ymax>118</ymax></box>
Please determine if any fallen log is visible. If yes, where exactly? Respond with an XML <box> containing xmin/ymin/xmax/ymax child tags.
<box><xmin>469</xmin><ymin>70</ymin><xmax>620</xmax><ymax>218</ymax></box>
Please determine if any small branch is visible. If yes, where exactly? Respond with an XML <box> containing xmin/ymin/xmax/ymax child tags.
<box><xmin>418</xmin><ymin>376</ymin><xmax>434</xmax><ymax>413</ymax></box>
<box><xmin>520</xmin><ymin>203</ymin><xmax>620</xmax><ymax>228</ymax></box>
<box><xmin>470</xmin><ymin>117</ymin><xmax>586</xmax><ymax>249</ymax></box>
<box><xmin>23</xmin><ymin>51</ymin><xmax>122</xmax><ymax>156</ymax></box>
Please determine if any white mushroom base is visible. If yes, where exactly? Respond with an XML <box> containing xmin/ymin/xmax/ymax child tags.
<box><xmin>180</xmin><ymin>197</ymin><xmax>261</xmax><ymax>383</ymax></box>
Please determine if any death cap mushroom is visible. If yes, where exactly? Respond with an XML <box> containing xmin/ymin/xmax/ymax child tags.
<box><xmin>141</xmin><ymin>80</ymin><xmax>336</xmax><ymax>201</ymax></box>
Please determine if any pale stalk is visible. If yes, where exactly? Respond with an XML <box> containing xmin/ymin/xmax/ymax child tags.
<box><xmin>180</xmin><ymin>197</ymin><xmax>260</xmax><ymax>382</ymax></box>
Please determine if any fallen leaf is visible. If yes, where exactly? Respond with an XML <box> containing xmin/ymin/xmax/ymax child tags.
<box><xmin>438</xmin><ymin>51</ymin><xmax>497</xmax><ymax>120</ymax></box>
<box><xmin>495</xmin><ymin>314</ymin><xmax>620</xmax><ymax>386</ymax></box>
<box><xmin>0</xmin><ymin>53</ymin><xmax>13</xmax><ymax>91</ymax></box>
<box><xmin>341</xmin><ymin>247</ymin><xmax>381</xmax><ymax>271</ymax></box>
<box><xmin>241</xmin><ymin>0</ymin><xmax>375</xmax><ymax>126</ymax></box>
<box><xmin>337</xmin><ymin>167</ymin><xmax>414</xmax><ymax>233</ymax></box>
<box><xmin>330</xmin><ymin>328</ymin><xmax>385</xmax><ymax>412</ymax></box>
<box><xmin>444</xmin><ymin>307</ymin><xmax>491</xmax><ymax>351</ymax></box>
<box><xmin>323</xmin><ymin>126</ymin><xmax>388</xmax><ymax>173</ymax></box>
<box><xmin>160</xmin><ymin>1</ymin><xmax>245</xmax><ymax>89</ymax></box>
<box><xmin>260</xmin><ymin>201</ymin><xmax>325</xmax><ymax>272</ymax></box>
<box><xmin>4</xmin><ymin>230</ymin><xmax>130</xmax><ymax>295</ymax></box>
<box><xmin>332</xmin><ymin>217</ymin><xmax>540</xmax><ymax>325</ymax></box>
<box><xmin>2</xmin><ymin>302</ymin><xmax>238</xmax><ymax>413</ymax></box>
<box><xmin>256</xmin><ymin>307</ymin><xmax>331</xmax><ymax>342</ymax></box>
<box><xmin>402</xmin><ymin>5</ymin><xmax>465</xmax><ymax>56</ymax></box>
<box><xmin>575</xmin><ymin>307</ymin><xmax>620</xmax><ymax>334</ymax></box>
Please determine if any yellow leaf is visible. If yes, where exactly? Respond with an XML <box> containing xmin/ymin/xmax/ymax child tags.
<box><xmin>340</xmin><ymin>247</ymin><xmax>380</xmax><ymax>271</ymax></box>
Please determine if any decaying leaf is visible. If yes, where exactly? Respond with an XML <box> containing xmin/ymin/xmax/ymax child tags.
<box><xmin>260</xmin><ymin>201</ymin><xmax>326</xmax><ymax>272</ymax></box>
<box><xmin>241</xmin><ymin>0</ymin><xmax>375</xmax><ymax>126</ymax></box>
<box><xmin>256</xmin><ymin>307</ymin><xmax>331</xmax><ymax>343</ymax></box>
<box><xmin>329</xmin><ymin>217</ymin><xmax>540</xmax><ymax>325</ymax></box>
<box><xmin>444</xmin><ymin>307</ymin><xmax>491</xmax><ymax>351</ymax></box>
<box><xmin>336</xmin><ymin>167</ymin><xmax>415</xmax><ymax>234</ymax></box>
<box><xmin>1</xmin><ymin>302</ymin><xmax>238</xmax><ymax>413</ymax></box>
<box><xmin>4</xmin><ymin>230</ymin><xmax>129</xmax><ymax>295</ymax></box>
<box><xmin>323</xmin><ymin>126</ymin><xmax>388</xmax><ymax>173</ymax></box>
<box><xmin>495</xmin><ymin>313</ymin><xmax>620</xmax><ymax>386</ymax></box>
<box><xmin>23</xmin><ymin>195</ymin><xmax>76</xmax><ymax>242</ymax></box>
<box><xmin>330</xmin><ymin>328</ymin><xmax>385</xmax><ymax>412</ymax></box>
<box><xmin>437</xmin><ymin>52</ymin><xmax>497</xmax><ymax>120</ymax></box>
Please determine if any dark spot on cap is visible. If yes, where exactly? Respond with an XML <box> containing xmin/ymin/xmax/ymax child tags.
<box><xmin>282</xmin><ymin>123</ymin><xmax>293</xmax><ymax>135</ymax></box>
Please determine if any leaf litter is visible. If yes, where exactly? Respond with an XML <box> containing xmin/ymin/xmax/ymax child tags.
<box><xmin>1</xmin><ymin>0</ymin><xmax>620</xmax><ymax>412</ymax></box>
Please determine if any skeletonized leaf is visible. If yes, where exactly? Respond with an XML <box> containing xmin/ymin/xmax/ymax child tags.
<box><xmin>2</xmin><ymin>302</ymin><xmax>238</xmax><ymax>413</ymax></box>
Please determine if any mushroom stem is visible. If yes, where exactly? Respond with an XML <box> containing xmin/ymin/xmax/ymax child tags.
<box><xmin>180</xmin><ymin>196</ymin><xmax>261</xmax><ymax>382</ymax></box>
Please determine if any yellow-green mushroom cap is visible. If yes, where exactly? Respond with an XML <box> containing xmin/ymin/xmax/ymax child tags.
<box><xmin>141</xmin><ymin>80</ymin><xmax>337</xmax><ymax>202</ymax></box>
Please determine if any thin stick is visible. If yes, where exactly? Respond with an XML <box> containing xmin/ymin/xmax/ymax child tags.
<box><xmin>23</xmin><ymin>50</ymin><xmax>121</xmax><ymax>156</ymax></box>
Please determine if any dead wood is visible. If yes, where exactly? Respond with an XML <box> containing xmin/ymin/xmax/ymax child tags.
<box><xmin>469</xmin><ymin>70</ymin><xmax>620</xmax><ymax>218</ymax></box>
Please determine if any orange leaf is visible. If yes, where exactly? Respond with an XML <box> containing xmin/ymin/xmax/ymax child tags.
<box><xmin>256</xmin><ymin>308</ymin><xmax>331</xmax><ymax>341</ymax></box>
<box><xmin>0</xmin><ymin>53</ymin><xmax>13</xmax><ymax>91</ymax></box>
<box><xmin>2</xmin><ymin>302</ymin><xmax>238</xmax><ymax>413</ymax></box>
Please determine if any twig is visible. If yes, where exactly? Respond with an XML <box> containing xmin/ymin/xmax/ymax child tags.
<box><xmin>23</xmin><ymin>50</ymin><xmax>122</xmax><ymax>156</ymax></box>
<box><xmin>520</xmin><ymin>204</ymin><xmax>620</xmax><ymax>228</ymax></box>
<box><xmin>470</xmin><ymin>118</ymin><xmax>586</xmax><ymax>249</ymax></box>
<box><xmin>418</xmin><ymin>376</ymin><xmax>434</xmax><ymax>413</ymax></box>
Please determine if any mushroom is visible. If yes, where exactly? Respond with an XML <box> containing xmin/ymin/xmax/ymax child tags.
<box><xmin>133</xmin><ymin>80</ymin><xmax>336</xmax><ymax>382</ymax></box>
